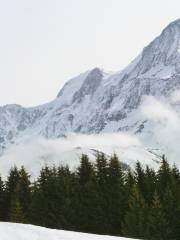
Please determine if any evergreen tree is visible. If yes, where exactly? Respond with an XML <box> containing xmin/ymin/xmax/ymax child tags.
<box><xmin>135</xmin><ymin>161</ymin><xmax>146</xmax><ymax>195</ymax></box>
<box><xmin>30</xmin><ymin>166</ymin><xmax>53</xmax><ymax>227</ymax></box>
<box><xmin>30</xmin><ymin>165</ymin><xmax>74</xmax><ymax>229</ymax></box>
<box><xmin>10</xmin><ymin>199</ymin><xmax>26</xmax><ymax>223</ymax></box>
<box><xmin>144</xmin><ymin>166</ymin><xmax>156</xmax><ymax>205</ymax></box>
<box><xmin>96</xmin><ymin>152</ymin><xmax>108</xmax><ymax>186</ymax></box>
<box><xmin>77</xmin><ymin>154</ymin><xmax>95</xmax><ymax>185</ymax></box>
<box><xmin>75</xmin><ymin>154</ymin><xmax>101</xmax><ymax>233</ymax></box>
<box><xmin>56</xmin><ymin>165</ymin><xmax>76</xmax><ymax>230</ymax></box>
<box><xmin>162</xmin><ymin>186</ymin><xmax>180</xmax><ymax>239</ymax></box>
<box><xmin>17</xmin><ymin>166</ymin><xmax>31</xmax><ymax>221</ymax></box>
<box><xmin>157</xmin><ymin>155</ymin><xmax>171</xmax><ymax>198</ymax></box>
<box><xmin>122</xmin><ymin>186</ymin><xmax>147</xmax><ymax>239</ymax></box>
<box><xmin>30</xmin><ymin>166</ymin><xmax>57</xmax><ymax>227</ymax></box>
<box><xmin>146</xmin><ymin>191</ymin><xmax>170</xmax><ymax>240</ymax></box>
<box><xmin>107</xmin><ymin>154</ymin><xmax>126</xmax><ymax>235</ymax></box>
<box><xmin>125</xmin><ymin>169</ymin><xmax>135</xmax><ymax>195</ymax></box>
<box><xmin>95</xmin><ymin>152</ymin><xmax>110</xmax><ymax>233</ymax></box>
<box><xmin>171</xmin><ymin>163</ymin><xmax>180</xmax><ymax>184</ymax></box>
<box><xmin>4</xmin><ymin>166</ymin><xmax>20</xmax><ymax>220</ymax></box>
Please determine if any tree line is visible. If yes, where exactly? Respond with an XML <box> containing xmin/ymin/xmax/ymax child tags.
<box><xmin>0</xmin><ymin>153</ymin><xmax>179</xmax><ymax>239</ymax></box>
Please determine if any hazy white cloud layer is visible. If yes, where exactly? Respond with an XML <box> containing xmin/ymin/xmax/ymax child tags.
<box><xmin>141</xmin><ymin>96</ymin><xmax>179</xmax><ymax>125</ymax></box>
<box><xmin>0</xmin><ymin>133</ymin><xmax>142</xmax><ymax>179</ymax></box>
<box><xmin>171</xmin><ymin>90</ymin><xmax>180</xmax><ymax>103</ymax></box>
<box><xmin>141</xmin><ymin>94</ymin><xmax>180</xmax><ymax>163</ymax></box>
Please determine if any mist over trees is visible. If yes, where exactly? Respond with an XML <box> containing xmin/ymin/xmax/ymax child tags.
<box><xmin>0</xmin><ymin>153</ymin><xmax>179</xmax><ymax>240</ymax></box>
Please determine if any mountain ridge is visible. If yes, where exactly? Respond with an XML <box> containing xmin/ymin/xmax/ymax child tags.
<box><xmin>0</xmin><ymin>19</ymin><xmax>180</xmax><ymax>163</ymax></box>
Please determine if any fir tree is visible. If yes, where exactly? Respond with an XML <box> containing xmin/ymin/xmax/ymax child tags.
<box><xmin>144</xmin><ymin>166</ymin><xmax>156</xmax><ymax>205</ymax></box>
<box><xmin>122</xmin><ymin>186</ymin><xmax>147</xmax><ymax>239</ymax></box>
<box><xmin>96</xmin><ymin>152</ymin><xmax>108</xmax><ymax>186</ymax></box>
<box><xmin>107</xmin><ymin>154</ymin><xmax>126</xmax><ymax>235</ymax></box>
<box><xmin>157</xmin><ymin>155</ymin><xmax>171</xmax><ymax>198</ymax></box>
<box><xmin>17</xmin><ymin>166</ymin><xmax>31</xmax><ymax>221</ymax></box>
<box><xmin>77</xmin><ymin>154</ymin><xmax>95</xmax><ymax>185</ymax></box>
<box><xmin>146</xmin><ymin>191</ymin><xmax>170</xmax><ymax>240</ymax></box>
<box><xmin>125</xmin><ymin>169</ymin><xmax>135</xmax><ymax>195</ymax></box>
<box><xmin>75</xmin><ymin>154</ymin><xmax>101</xmax><ymax>233</ymax></box>
<box><xmin>162</xmin><ymin>186</ymin><xmax>180</xmax><ymax>239</ymax></box>
<box><xmin>4</xmin><ymin>166</ymin><xmax>20</xmax><ymax>220</ymax></box>
<box><xmin>135</xmin><ymin>161</ymin><xmax>146</xmax><ymax>195</ymax></box>
<box><xmin>10</xmin><ymin>199</ymin><xmax>26</xmax><ymax>223</ymax></box>
<box><xmin>95</xmin><ymin>152</ymin><xmax>110</xmax><ymax>233</ymax></box>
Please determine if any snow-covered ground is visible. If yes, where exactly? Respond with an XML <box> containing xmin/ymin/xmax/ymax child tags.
<box><xmin>0</xmin><ymin>222</ymin><xmax>138</xmax><ymax>240</ymax></box>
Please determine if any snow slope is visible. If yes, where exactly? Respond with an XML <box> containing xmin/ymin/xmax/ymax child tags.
<box><xmin>0</xmin><ymin>223</ymin><xmax>138</xmax><ymax>240</ymax></box>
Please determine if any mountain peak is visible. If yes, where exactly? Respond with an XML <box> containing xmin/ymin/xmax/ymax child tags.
<box><xmin>88</xmin><ymin>67</ymin><xmax>103</xmax><ymax>76</ymax></box>
<box><xmin>166</xmin><ymin>18</ymin><xmax>180</xmax><ymax>29</ymax></box>
<box><xmin>135</xmin><ymin>19</ymin><xmax>180</xmax><ymax>75</ymax></box>
<box><xmin>72</xmin><ymin>67</ymin><xmax>103</xmax><ymax>103</ymax></box>
<box><xmin>85</xmin><ymin>67</ymin><xmax>103</xmax><ymax>83</ymax></box>
<box><xmin>161</xmin><ymin>18</ymin><xmax>180</xmax><ymax>38</ymax></box>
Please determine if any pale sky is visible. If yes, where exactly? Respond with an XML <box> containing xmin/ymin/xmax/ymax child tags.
<box><xmin>0</xmin><ymin>0</ymin><xmax>179</xmax><ymax>107</ymax></box>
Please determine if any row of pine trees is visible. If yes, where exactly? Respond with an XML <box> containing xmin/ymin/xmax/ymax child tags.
<box><xmin>0</xmin><ymin>153</ymin><xmax>179</xmax><ymax>239</ymax></box>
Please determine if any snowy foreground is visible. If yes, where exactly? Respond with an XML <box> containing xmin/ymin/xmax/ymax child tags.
<box><xmin>0</xmin><ymin>222</ymin><xmax>138</xmax><ymax>240</ymax></box>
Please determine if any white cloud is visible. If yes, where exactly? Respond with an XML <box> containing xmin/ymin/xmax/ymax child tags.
<box><xmin>141</xmin><ymin>95</ymin><xmax>178</xmax><ymax>125</ymax></box>
<box><xmin>141</xmin><ymin>95</ymin><xmax>180</xmax><ymax>165</ymax></box>
<box><xmin>171</xmin><ymin>89</ymin><xmax>180</xmax><ymax>103</ymax></box>
<box><xmin>0</xmin><ymin>133</ymin><xmax>142</xmax><ymax>179</ymax></box>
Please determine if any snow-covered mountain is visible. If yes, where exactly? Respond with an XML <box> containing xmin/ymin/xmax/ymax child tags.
<box><xmin>0</xmin><ymin>222</ymin><xmax>138</xmax><ymax>240</ymax></box>
<box><xmin>0</xmin><ymin>19</ymin><xmax>180</xmax><ymax>170</ymax></box>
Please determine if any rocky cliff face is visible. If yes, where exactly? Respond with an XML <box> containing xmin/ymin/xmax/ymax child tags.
<box><xmin>1</xmin><ymin>19</ymin><xmax>180</xmax><ymax>150</ymax></box>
